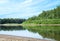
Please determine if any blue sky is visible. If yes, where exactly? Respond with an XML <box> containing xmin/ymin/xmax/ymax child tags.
<box><xmin>0</xmin><ymin>0</ymin><xmax>60</xmax><ymax>19</ymax></box>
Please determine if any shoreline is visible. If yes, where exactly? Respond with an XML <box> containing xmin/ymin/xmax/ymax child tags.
<box><xmin>0</xmin><ymin>34</ymin><xmax>50</xmax><ymax>41</ymax></box>
<box><xmin>0</xmin><ymin>24</ymin><xmax>60</xmax><ymax>26</ymax></box>
<box><xmin>0</xmin><ymin>24</ymin><xmax>22</xmax><ymax>26</ymax></box>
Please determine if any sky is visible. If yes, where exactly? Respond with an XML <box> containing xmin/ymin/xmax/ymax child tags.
<box><xmin>0</xmin><ymin>0</ymin><xmax>60</xmax><ymax>19</ymax></box>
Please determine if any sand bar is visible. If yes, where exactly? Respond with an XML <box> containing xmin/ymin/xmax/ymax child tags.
<box><xmin>0</xmin><ymin>34</ymin><xmax>52</xmax><ymax>41</ymax></box>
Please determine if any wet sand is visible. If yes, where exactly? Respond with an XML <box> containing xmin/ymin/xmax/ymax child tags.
<box><xmin>0</xmin><ymin>34</ymin><xmax>51</xmax><ymax>41</ymax></box>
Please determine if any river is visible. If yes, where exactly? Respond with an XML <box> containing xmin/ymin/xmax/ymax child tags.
<box><xmin>0</xmin><ymin>26</ymin><xmax>60</xmax><ymax>41</ymax></box>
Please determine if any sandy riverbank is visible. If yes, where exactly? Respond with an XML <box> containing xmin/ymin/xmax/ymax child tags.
<box><xmin>0</xmin><ymin>24</ymin><xmax>60</xmax><ymax>26</ymax></box>
<box><xmin>0</xmin><ymin>24</ymin><xmax>22</xmax><ymax>26</ymax></box>
<box><xmin>0</xmin><ymin>34</ymin><xmax>51</xmax><ymax>41</ymax></box>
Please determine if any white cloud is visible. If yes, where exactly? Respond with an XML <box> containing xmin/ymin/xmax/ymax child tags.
<box><xmin>0</xmin><ymin>0</ymin><xmax>38</xmax><ymax>17</ymax></box>
<box><xmin>0</xmin><ymin>0</ymin><xmax>33</xmax><ymax>15</ymax></box>
<box><xmin>23</xmin><ymin>0</ymin><xmax>32</xmax><ymax>4</ymax></box>
<box><xmin>0</xmin><ymin>0</ymin><xmax>60</xmax><ymax>18</ymax></box>
<box><xmin>0</xmin><ymin>0</ymin><xmax>9</xmax><ymax>4</ymax></box>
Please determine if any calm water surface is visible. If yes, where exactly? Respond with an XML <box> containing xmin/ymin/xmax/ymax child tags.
<box><xmin>0</xmin><ymin>26</ymin><xmax>60</xmax><ymax>41</ymax></box>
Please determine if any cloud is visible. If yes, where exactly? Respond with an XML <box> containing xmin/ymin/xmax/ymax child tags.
<box><xmin>0</xmin><ymin>0</ymin><xmax>9</xmax><ymax>4</ymax></box>
<box><xmin>0</xmin><ymin>0</ymin><xmax>60</xmax><ymax>18</ymax></box>
<box><xmin>0</xmin><ymin>0</ymin><xmax>33</xmax><ymax>15</ymax></box>
<box><xmin>0</xmin><ymin>0</ymin><xmax>39</xmax><ymax>16</ymax></box>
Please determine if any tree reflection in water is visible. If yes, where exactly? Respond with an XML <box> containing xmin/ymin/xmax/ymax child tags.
<box><xmin>23</xmin><ymin>26</ymin><xmax>60</xmax><ymax>41</ymax></box>
<box><xmin>0</xmin><ymin>26</ymin><xmax>25</xmax><ymax>31</ymax></box>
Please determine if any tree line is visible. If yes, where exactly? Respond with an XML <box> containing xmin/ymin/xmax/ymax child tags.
<box><xmin>0</xmin><ymin>18</ymin><xmax>26</xmax><ymax>24</ymax></box>
<box><xmin>23</xmin><ymin>6</ymin><xmax>60</xmax><ymax>24</ymax></box>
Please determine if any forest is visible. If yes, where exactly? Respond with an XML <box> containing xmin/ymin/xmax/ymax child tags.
<box><xmin>23</xmin><ymin>6</ymin><xmax>60</xmax><ymax>24</ymax></box>
<box><xmin>0</xmin><ymin>6</ymin><xmax>60</xmax><ymax>24</ymax></box>
<box><xmin>0</xmin><ymin>18</ymin><xmax>26</xmax><ymax>24</ymax></box>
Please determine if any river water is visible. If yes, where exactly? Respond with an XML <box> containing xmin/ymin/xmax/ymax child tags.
<box><xmin>0</xmin><ymin>26</ymin><xmax>60</xmax><ymax>41</ymax></box>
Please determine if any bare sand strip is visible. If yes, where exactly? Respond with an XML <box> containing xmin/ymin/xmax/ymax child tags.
<box><xmin>0</xmin><ymin>34</ymin><xmax>51</xmax><ymax>41</ymax></box>
<box><xmin>0</xmin><ymin>24</ymin><xmax>22</xmax><ymax>26</ymax></box>
<box><xmin>0</xmin><ymin>24</ymin><xmax>60</xmax><ymax>26</ymax></box>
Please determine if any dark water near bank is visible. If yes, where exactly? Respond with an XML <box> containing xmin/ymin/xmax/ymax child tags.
<box><xmin>0</xmin><ymin>26</ymin><xmax>60</xmax><ymax>41</ymax></box>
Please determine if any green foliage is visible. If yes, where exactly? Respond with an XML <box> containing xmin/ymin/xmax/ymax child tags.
<box><xmin>0</xmin><ymin>18</ymin><xmax>26</xmax><ymax>24</ymax></box>
<box><xmin>23</xmin><ymin>6</ymin><xmax>60</xmax><ymax>24</ymax></box>
<box><xmin>39</xmin><ymin>6</ymin><xmax>60</xmax><ymax>19</ymax></box>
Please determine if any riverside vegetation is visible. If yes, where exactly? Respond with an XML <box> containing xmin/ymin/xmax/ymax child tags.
<box><xmin>23</xmin><ymin>6</ymin><xmax>60</xmax><ymax>24</ymax></box>
<box><xmin>0</xmin><ymin>6</ymin><xmax>60</xmax><ymax>24</ymax></box>
<box><xmin>22</xmin><ymin>6</ymin><xmax>60</xmax><ymax>41</ymax></box>
<box><xmin>0</xmin><ymin>18</ymin><xmax>26</xmax><ymax>24</ymax></box>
